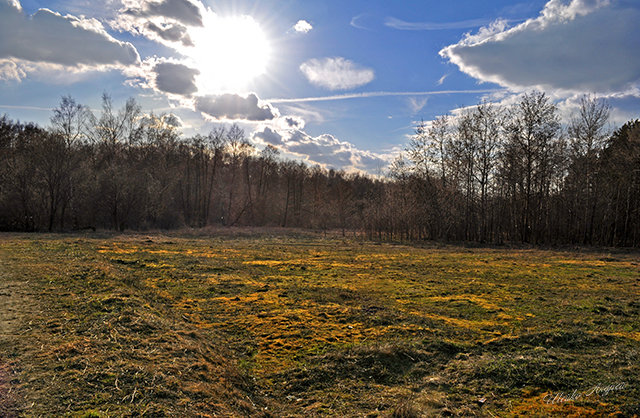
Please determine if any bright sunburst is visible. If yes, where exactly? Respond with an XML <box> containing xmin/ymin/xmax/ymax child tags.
<box><xmin>188</xmin><ymin>12</ymin><xmax>271</xmax><ymax>93</ymax></box>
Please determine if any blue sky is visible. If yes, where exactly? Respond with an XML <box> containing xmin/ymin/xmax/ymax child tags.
<box><xmin>1</xmin><ymin>0</ymin><xmax>639</xmax><ymax>172</ymax></box>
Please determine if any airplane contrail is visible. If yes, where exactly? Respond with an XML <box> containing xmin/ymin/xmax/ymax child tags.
<box><xmin>0</xmin><ymin>104</ymin><xmax>53</xmax><ymax>111</ymax></box>
<box><xmin>268</xmin><ymin>89</ymin><xmax>504</xmax><ymax>104</ymax></box>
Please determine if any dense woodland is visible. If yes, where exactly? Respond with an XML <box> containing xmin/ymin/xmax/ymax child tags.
<box><xmin>0</xmin><ymin>92</ymin><xmax>639</xmax><ymax>246</ymax></box>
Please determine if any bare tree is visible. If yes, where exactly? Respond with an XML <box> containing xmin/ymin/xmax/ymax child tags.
<box><xmin>51</xmin><ymin>95</ymin><xmax>86</xmax><ymax>146</ymax></box>
<box><xmin>88</xmin><ymin>94</ymin><xmax>143</xmax><ymax>230</ymax></box>
<box><xmin>502</xmin><ymin>91</ymin><xmax>561</xmax><ymax>242</ymax></box>
<box><xmin>28</xmin><ymin>96</ymin><xmax>89</xmax><ymax>230</ymax></box>
<box><xmin>86</xmin><ymin>93</ymin><xmax>141</xmax><ymax>146</ymax></box>
<box><xmin>473</xmin><ymin>101</ymin><xmax>503</xmax><ymax>241</ymax></box>
<box><xmin>223</xmin><ymin>124</ymin><xmax>253</xmax><ymax>225</ymax></box>
<box><xmin>567</xmin><ymin>94</ymin><xmax>610</xmax><ymax>243</ymax></box>
<box><xmin>407</xmin><ymin>116</ymin><xmax>450</xmax><ymax>184</ymax></box>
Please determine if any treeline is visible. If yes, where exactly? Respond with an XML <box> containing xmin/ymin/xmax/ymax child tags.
<box><xmin>0</xmin><ymin>94</ymin><xmax>378</xmax><ymax>233</ymax></box>
<box><xmin>0</xmin><ymin>92</ymin><xmax>639</xmax><ymax>246</ymax></box>
<box><xmin>386</xmin><ymin>92</ymin><xmax>640</xmax><ymax>246</ymax></box>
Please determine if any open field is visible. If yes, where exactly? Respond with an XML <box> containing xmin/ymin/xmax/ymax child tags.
<box><xmin>0</xmin><ymin>231</ymin><xmax>639</xmax><ymax>416</ymax></box>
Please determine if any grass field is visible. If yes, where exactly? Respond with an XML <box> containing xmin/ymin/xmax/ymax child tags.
<box><xmin>1</xmin><ymin>231</ymin><xmax>639</xmax><ymax>416</ymax></box>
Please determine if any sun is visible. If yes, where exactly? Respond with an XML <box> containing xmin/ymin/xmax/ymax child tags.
<box><xmin>188</xmin><ymin>13</ymin><xmax>271</xmax><ymax>93</ymax></box>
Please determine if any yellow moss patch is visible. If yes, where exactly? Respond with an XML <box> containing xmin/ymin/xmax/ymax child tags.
<box><xmin>558</xmin><ymin>259</ymin><xmax>609</xmax><ymax>267</ymax></box>
<box><xmin>407</xmin><ymin>310</ymin><xmax>509</xmax><ymax>330</ymax></box>
<box><xmin>510</xmin><ymin>393</ymin><xmax>614</xmax><ymax>417</ymax></box>
<box><xmin>243</xmin><ymin>260</ymin><xmax>284</xmax><ymax>266</ymax></box>
<box><xmin>97</xmin><ymin>246</ymin><xmax>138</xmax><ymax>254</ymax></box>
<box><xmin>423</xmin><ymin>294</ymin><xmax>506</xmax><ymax>312</ymax></box>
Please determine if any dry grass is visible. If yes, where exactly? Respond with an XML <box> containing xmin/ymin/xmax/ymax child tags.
<box><xmin>0</xmin><ymin>231</ymin><xmax>639</xmax><ymax>416</ymax></box>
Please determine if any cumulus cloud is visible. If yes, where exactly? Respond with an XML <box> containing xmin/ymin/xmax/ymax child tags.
<box><xmin>140</xmin><ymin>113</ymin><xmax>183</xmax><ymax>128</ymax></box>
<box><xmin>195</xmin><ymin>93</ymin><xmax>278</xmax><ymax>121</ymax></box>
<box><xmin>250</xmin><ymin>109</ymin><xmax>389</xmax><ymax>172</ymax></box>
<box><xmin>112</xmin><ymin>0</ymin><xmax>203</xmax><ymax>47</ymax></box>
<box><xmin>153</xmin><ymin>61</ymin><xmax>199</xmax><ymax>95</ymax></box>
<box><xmin>253</xmin><ymin>126</ymin><xmax>284</xmax><ymax>146</ymax></box>
<box><xmin>121</xmin><ymin>0</ymin><xmax>203</xmax><ymax>26</ymax></box>
<box><xmin>251</xmin><ymin>125</ymin><xmax>390</xmax><ymax>172</ymax></box>
<box><xmin>0</xmin><ymin>0</ymin><xmax>139</xmax><ymax>75</ymax></box>
<box><xmin>0</xmin><ymin>59</ymin><xmax>26</xmax><ymax>81</ymax></box>
<box><xmin>292</xmin><ymin>20</ymin><xmax>313</xmax><ymax>33</ymax></box>
<box><xmin>283</xmin><ymin>116</ymin><xmax>305</xmax><ymax>129</ymax></box>
<box><xmin>440</xmin><ymin>0</ymin><xmax>640</xmax><ymax>94</ymax></box>
<box><xmin>300</xmin><ymin>57</ymin><xmax>375</xmax><ymax>90</ymax></box>
<box><xmin>287</xmin><ymin>131</ymin><xmax>359</xmax><ymax>167</ymax></box>
<box><xmin>145</xmin><ymin>22</ymin><xmax>194</xmax><ymax>46</ymax></box>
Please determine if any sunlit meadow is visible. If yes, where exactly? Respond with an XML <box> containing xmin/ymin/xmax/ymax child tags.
<box><xmin>1</xmin><ymin>231</ymin><xmax>638</xmax><ymax>416</ymax></box>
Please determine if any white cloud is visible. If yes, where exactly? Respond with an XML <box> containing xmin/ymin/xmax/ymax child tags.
<box><xmin>140</xmin><ymin>112</ymin><xmax>183</xmax><ymax>128</ymax></box>
<box><xmin>0</xmin><ymin>59</ymin><xmax>26</xmax><ymax>81</ymax></box>
<box><xmin>120</xmin><ymin>0</ymin><xmax>203</xmax><ymax>26</ymax></box>
<box><xmin>300</xmin><ymin>57</ymin><xmax>375</xmax><ymax>91</ymax></box>
<box><xmin>194</xmin><ymin>93</ymin><xmax>278</xmax><ymax>121</ymax></box>
<box><xmin>283</xmin><ymin>116</ymin><xmax>301</xmax><ymax>127</ymax></box>
<box><xmin>0</xmin><ymin>0</ymin><xmax>139</xmax><ymax>74</ymax></box>
<box><xmin>111</xmin><ymin>0</ymin><xmax>203</xmax><ymax>47</ymax></box>
<box><xmin>278</xmin><ymin>115</ymin><xmax>306</xmax><ymax>130</ymax></box>
<box><xmin>5</xmin><ymin>0</ymin><xmax>19</xmax><ymax>10</ymax></box>
<box><xmin>253</xmin><ymin>126</ymin><xmax>284</xmax><ymax>146</ymax></box>
<box><xmin>251</xmin><ymin>125</ymin><xmax>390</xmax><ymax>173</ymax></box>
<box><xmin>153</xmin><ymin>61</ymin><xmax>200</xmax><ymax>96</ymax></box>
<box><xmin>145</xmin><ymin>22</ymin><xmax>194</xmax><ymax>46</ymax></box>
<box><xmin>440</xmin><ymin>0</ymin><xmax>640</xmax><ymax>94</ymax></box>
<box><xmin>292</xmin><ymin>20</ymin><xmax>313</xmax><ymax>34</ymax></box>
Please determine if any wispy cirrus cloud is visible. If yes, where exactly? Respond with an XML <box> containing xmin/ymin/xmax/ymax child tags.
<box><xmin>300</xmin><ymin>57</ymin><xmax>374</xmax><ymax>91</ymax></box>
<box><xmin>385</xmin><ymin>16</ymin><xmax>496</xmax><ymax>31</ymax></box>
<box><xmin>350</xmin><ymin>13</ymin><xmax>373</xmax><ymax>30</ymax></box>
<box><xmin>408</xmin><ymin>97</ymin><xmax>428</xmax><ymax>114</ymax></box>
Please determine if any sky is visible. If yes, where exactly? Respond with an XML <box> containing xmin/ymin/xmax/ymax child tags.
<box><xmin>1</xmin><ymin>0</ymin><xmax>639</xmax><ymax>173</ymax></box>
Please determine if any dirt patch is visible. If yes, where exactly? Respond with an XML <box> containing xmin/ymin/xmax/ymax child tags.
<box><xmin>0</xmin><ymin>360</ymin><xmax>18</xmax><ymax>418</ymax></box>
